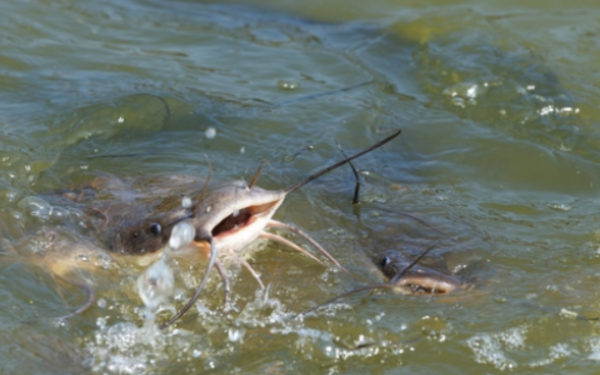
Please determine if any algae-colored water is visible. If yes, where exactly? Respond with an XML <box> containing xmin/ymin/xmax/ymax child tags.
<box><xmin>2</xmin><ymin>0</ymin><xmax>600</xmax><ymax>373</ymax></box>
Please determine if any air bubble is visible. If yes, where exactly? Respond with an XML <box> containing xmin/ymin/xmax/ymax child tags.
<box><xmin>18</xmin><ymin>196</ymin><xmax>52</xmax><ymax>221</ymax></box>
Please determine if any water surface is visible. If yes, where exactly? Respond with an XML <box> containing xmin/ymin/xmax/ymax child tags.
<box><xmin>2</xmin><ymin>0</ymin><xmax>600</xmax><ymax>373</ymax></box>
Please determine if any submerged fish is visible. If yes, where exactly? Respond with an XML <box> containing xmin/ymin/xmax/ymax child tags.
<box><xmin>377</xmin><ymin>250</ymin><xmax>464</xmax><ymax>295</ymax></box>
<box><xmin>301</xmin><ymin>247</ymin><xmax>468</xmax><ymax>315</ymax></box>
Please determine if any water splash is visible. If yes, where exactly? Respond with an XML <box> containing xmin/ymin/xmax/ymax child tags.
<box><xmin>136</xmin><ymin>255</ymin><xmax>175</xmax><ymax>312</ymax></box>
<box><xmin>137</xmin><ymin>221</ymin><xmax>195</xmax><ymax>315</ymax></box>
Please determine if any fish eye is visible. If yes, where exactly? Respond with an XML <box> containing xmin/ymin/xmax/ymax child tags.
<box><xmin>380</xmin><ymin>256</ymin><xmax>391</xmax><ymax>267</ymax></box>
<box><xmin>149</xmin><ymin>223</ymin><xmax>162</xmax><ymax>236</ymax></box>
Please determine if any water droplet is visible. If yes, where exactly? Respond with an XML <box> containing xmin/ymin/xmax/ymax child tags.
<box><xmin>548</xmin><ymin>203</ymin><xmax>571</xmax><ymax>212</ymax></box>
<box><xmin>169</xmin><ymin>221</ymin><xmax>196</xmax><ymax>250</ymax></box>
<box><xmin>181</xmin><ymin>196</ymin><xmax>192</xmax><ymax>208</ymax></box>
<box><xmin>205</xmin><ymin>127</ymin><xmax>216</xmax><ymax>139</ymax></box>
<box><xmin>75</xmin><ymin>254</ymin><xmax>90</xmax><ymax>263</ymax></box>
<box><xmin>277</xmin><ymin>80</ymin><xmax>300</xmax><ymax>90</ymax></box>
<box><xmin>50</xmin><ymin>207</ymin><xmax>70</xmax><ymax>220</ymax></box>
<box><xmin>206</xmin><ymin>206</ymin><xmax>211</xmax><ymax>213</ymax></box>
<box><xmin>97</xmin><ymin>298</ymin><xmax>107</xmax><ymax>308</ymax></box>
<box><xmin>228</xmin><ymin>328</ymin><xmax>244</xmax><ymax>342</ymax></box>
<box><xmin>3</xmin><ymin>189</ymin><xmax>18</xmax><ymax>202</ymax></box>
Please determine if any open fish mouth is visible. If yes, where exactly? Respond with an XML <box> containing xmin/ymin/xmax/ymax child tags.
<box><xmin>189</xmin><ymin>182</ymin><xmax>286</xmax><ymax>253</ymax></box>
<box><xmin>212</xmin><ymin>200</ymin><xmax>283</xmax><ymax>240</ymax></box>
<box><xmin>378</xmin><ymin>250</ymin><xmax>463</xmax><ymax>295</ymax></box>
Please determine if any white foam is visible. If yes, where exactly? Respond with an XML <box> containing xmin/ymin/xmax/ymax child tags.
<box><xmin>466</xmin><ymin>326</ymin><xmax>527</xmax><ymax>371</ymax></box>
<box><xmin>588</xmin><ymin>337</ymin><xmax>600</xmax><ymax>361</ymax></box>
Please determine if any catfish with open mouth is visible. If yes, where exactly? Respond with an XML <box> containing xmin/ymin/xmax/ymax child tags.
<box><xmin>377</xmin><ymin>249</ymin><xmax>465</xmax><ymax>295</ymax></box>
<box><xmin>301</xmin><ymin>245</ymin><xmax>469</xmax><ymax>315</ymax></box>
<box><xmin>12</xmin><ymin>129</ymin><xmax>401</xmax><ymax>326</ymax></box>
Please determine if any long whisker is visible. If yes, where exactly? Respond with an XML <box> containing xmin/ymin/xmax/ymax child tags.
<box><xmin>223</xmin><ymin>248</ymin><xmax>265</xmax><ymax>289</ymax></box>
<box><xmin>375</xmin><ymin>206</ymin><xmax>455</xmax><ymax>241</ymax></box>
<box><xmin>300</xmin><ymin>241</ymin><xmax>441</xmax><ymax>316</ymax></box>
<box><xmin>284</xmin><ymin>129</ymin><xmax>401</xmax><ymax>194</ymax></box>
<box><xmin>89</xmin><ymin>207</ymin><xmax>110</xmax><ymax>231</ymax></box>
<box><xmin>391</xmin><ymin>241</ymin><xmax>439</xmax><ymax>283</ymax></box>
<box><xmin>53</xmin><ymin>275</ymin><xmax>95</xmax><ymax>320</ymax></box>
<box><xmin>193</xmin><ymin>154</ymin><xmax>211</xmax><ymax>216</ymax></box>
<box><xmin>335</xmin><ymin>135</ymin><xmax>452</xmax><ymax>241</ymax></box>
<box><xmin>337</xmin><ymin>145</ymin><xmax>453</xmax><ymax>240</ymax></box>
<box><xmin>271</xmin><ymin>80</ymin><xmax>374</xmax><ymax>108</ymax></box>
<box><xmin>299</xmin><ymin>283</ymin><xmax>401</xmax><ymax>316</ymax></box>
<box><xmin>259</xmin><ymin>232</ymin><xmax>326</xmax><ymax>266</ymax></box>
<box><xmin>161</xmin><ymin>238</ymin><xmax>217</xmax><ymax>329</ymax></box>
<box><xmin>213</xmin><ymin>260</ymin><xmax>230</xmax><ymax>310</ymax></box>
<box><xmin>238</xmin><ymin>256</ymin><xmax>265</xmax><ymax>290</ymax></box>
<box><xmin>267</xmin><ymin>220</ymin><xmax>351</xmax><ymax>276</ymax></box>
<box><xmin>340</xmin><ymin>150</ymin><xmax>452</xmax><ymax>243</ymax></box>
<box><xmin>248</xmin><ymin>161</ymin><xmax>265</xmax><ymax>189</ymax></box>
<box><xmin>337</xmin><ymin>142</ymin><xmax>361</xmax><ymax>204</ymax></box>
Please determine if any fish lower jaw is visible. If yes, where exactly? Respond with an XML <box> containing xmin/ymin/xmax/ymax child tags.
<box><xmin>212</xmin><ymin>215</ymin><xmax>271</xmax><ymax>253</ymax></box>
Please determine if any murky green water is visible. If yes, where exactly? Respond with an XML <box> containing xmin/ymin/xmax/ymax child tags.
<box><xmin>2</xmin><ymin>0</ymin><xmax>600</xmax><ymax>373</ymax></box>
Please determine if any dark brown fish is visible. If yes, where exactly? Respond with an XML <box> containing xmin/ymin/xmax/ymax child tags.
<box><xmin>54</xmin><ymin>174</ymin><xmax>201</xmax><ymax>255</ymax></box>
